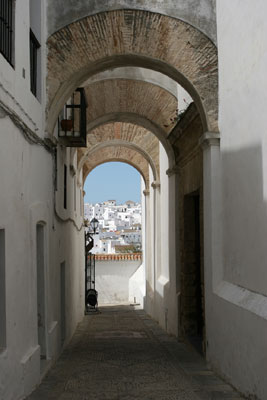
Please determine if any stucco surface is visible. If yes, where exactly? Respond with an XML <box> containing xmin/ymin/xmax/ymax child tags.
<box><xmin>96</xmin><ymin>260</ymin><xmax>141</xmax><ymax>304</ymax></box>
<box><xmin>46</xmin><ymin>0</ymin><xmax>217</xmax><ymax>43</ymax></box>
<box><xmin>205</xmin><ymin>2</ymin><xmax>267</xmax><ymax>399</ymax></box>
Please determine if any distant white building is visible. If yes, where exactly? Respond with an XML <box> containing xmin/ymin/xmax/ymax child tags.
<box><xmin>84</xmin><ymin>200</ymin><xmax>142</xmax><ymax>253</ymax></box>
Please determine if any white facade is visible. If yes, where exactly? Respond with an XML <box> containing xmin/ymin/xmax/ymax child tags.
<box><xmin>0</xmin><ymin>3</ymin><xmax>85</xmax><ymax>399</ymax></box>
<box><xmin>84</xmin><ymin>201</ymin><xmax>142</xmax><ymax>254</ymax></box>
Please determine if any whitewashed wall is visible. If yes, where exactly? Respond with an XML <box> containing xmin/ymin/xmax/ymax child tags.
<box><xmin>206</xmin><ymin>2</ymin><xmax>267</xmax><ymax>399</ymax></box>
<box><xmin>96</xmin><ymin>260</ymin><xmax>142</xmax><ymax>304</ymax></box>
<box><xmin>0</xmin><ymin>3</ymin><xmax>85</xmax><ymax>399</ymax></box>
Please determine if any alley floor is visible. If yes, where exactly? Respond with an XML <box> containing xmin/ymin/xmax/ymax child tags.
<box><xmin>27</xmin><ymin>305</ymin><xmax>244</xmax><ymax>400</ymax></box>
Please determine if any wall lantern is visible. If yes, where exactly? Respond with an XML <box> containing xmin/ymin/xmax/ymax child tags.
<box><xmin>90</xmin><ymin>218</ymin><xmax>99</xmax><ymax>235</ymax></box>
<box><xmin>58</xmin><ymin>87</ymin><xmax>88</xmax><ymax>147</ymax></box>
<box><xmin>85</xmin><ymin>217</ymin><xmax>99</xmax><ymax>313</ymax></box>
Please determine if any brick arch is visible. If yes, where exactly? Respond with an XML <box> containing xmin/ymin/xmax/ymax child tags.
<box><xmin>81</xmin><ymin>141</ymin><xmax>158</xmax><ymax>182</ymax></box>
<box><xmin>47</xmin><ymin>10</ymin><xmax>218</xmax><ymax>135</ymax></box>
<box><xmin>86</xmin><ymin>113</ymin><xmax>175</xmax><ymax>167</ymax></box>
<box><xmin>83</xmin><ymin>67</ymin><xmax>181</xmax><ymax>99</ymax></box>
<box><xmin>79</xmin><ymin>122</ymin><xmax>160</xmax><ymax>179</ymax></box>
<box><xmin>82</xmin><ymin>146</ymin><xmax>150</xmax><ymax>189</ymax></box>
<box><xmin>84</xmin><ymin>80</ymin><xmax>178</xmax><ymax>136</ymax></box>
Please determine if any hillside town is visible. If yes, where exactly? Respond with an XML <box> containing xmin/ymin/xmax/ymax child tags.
<box><xmin>84</xmin><ymin>200</ymin><xmax>142</xmax><ymax>254</ymax></box>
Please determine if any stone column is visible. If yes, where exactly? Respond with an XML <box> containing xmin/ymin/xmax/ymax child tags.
<box><xmin>143</xmin><ymin>188</ymin><xmax>153</xmax><ymax>314</ymax></box>
<box><xmin>166</xmin><ymin>165</ymin><xmax>180</xmax><ymax>337</ymax></box>
<box><xmin>200</xmin><ymin>131</ymin><xmax>221</xmax><ymax>359</ymax></box>
<box><xmin>151</xmin><ymin>180</ymin><xmax>161</xmax><ymax>279</ymax></box>
<box><xmin>200</xmin><ymin>132</ymin><xmax>222</xmax><ymax>292</ymax></box>
<box><xmin>142</xmin><ymin>188</ymin><xmax>149</xmax><ymax>290</ymax></box>
<box><xmin>150</xmin><ymin>181</ymin><xmax>160</xmax><ymax>319</ymax></box>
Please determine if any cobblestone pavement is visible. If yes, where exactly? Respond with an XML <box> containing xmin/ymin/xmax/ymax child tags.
<box><xmin>27</xmin><ymin>305</ymin><xmax>245</xmax><ymax>400</ymax></box>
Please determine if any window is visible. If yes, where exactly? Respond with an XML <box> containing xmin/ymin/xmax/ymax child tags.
<box><xmin>30</xmin><ymin>0</ymin><xmax>41</xmax><ymax>98</ymax></box>
<box><xmin>30</xmin><ymin>29</ymin><xmax>40</xmax><ymax>96</ymax></box>
<box><xmin>0</xmin><ymin>0</ymin><xmax>14</xmax><ymax>65</ymax></box>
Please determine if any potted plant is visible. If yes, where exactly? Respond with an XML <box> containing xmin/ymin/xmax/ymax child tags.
<box><xmin>60</xmin><ymin>118</ymin><xmax>73</xmax><ymax>131</ymax></box>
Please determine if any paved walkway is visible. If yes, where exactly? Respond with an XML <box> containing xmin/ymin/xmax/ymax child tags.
<box><xmin>27</xmin><ymin>305</ymin><xmax>244</xmax><ymax>400</ymax></box>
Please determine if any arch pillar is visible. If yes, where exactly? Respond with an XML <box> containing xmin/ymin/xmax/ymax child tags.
<box><xmin>150</xmin><ymin>181</ymin><xmax>161</xmax><ymax>321</ymax></box>
<box><xmin>200</xmin><ymin>132</ymin><xmax>221</xmax><ymax>290</ymax></box>
<box><xmin>200</xmin><ymin>131</ymin><xmax>221</xmax><ymax>357</ymax></box>
<box><xmin>166</xmin><ymin>165</ymin><xmax>180</xmax><ymax>336</ymax></box>
<box><xmin>142</xmin><ymin>188</ymin><xmax>153</xmax><ymax>315</ymax></box>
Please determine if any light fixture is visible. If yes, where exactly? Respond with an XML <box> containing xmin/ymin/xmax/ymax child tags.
<box><xmin>90</xmin><ymin>218</ymin><xmax>99</xmax><ymax>234</ymax></box>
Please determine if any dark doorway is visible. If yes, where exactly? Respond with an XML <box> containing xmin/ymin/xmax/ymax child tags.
<box><xmin>181</xmin><ymin>191</ymin><xmax>205</xmax><ymax>354</ymax></box>
<box><xmin>36</xmin><ymin>223</ymin><xmax>47</xmax><ymax>360</ymax></box>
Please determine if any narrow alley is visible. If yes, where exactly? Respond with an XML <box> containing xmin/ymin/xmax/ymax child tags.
<box><xmin>27</xmin><ymin>306</ymin><xmax>244</xmax><ymax>400</ymax></box>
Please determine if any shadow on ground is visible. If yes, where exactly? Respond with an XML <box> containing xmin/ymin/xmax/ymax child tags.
<box><xmin>26</xmin><ymin>305</ymin><xmax>245</xmax><ymax>400</ymax></box>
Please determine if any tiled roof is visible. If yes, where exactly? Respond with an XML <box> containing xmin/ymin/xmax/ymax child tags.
<box><xmin>94</xmin><ymin>253</ymin><xmax>142</xmax><ymax>261</ymax></box>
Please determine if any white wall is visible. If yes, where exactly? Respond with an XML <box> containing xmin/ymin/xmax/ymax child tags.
<box><xmin>205</xmin><ymin>2</ymin><xmax>267</xmax><ymax>399</ymax></box>
<box><xmin>95</xmin><ymin>260</ymin><xmax>142</xmax><ymax>304</ymax></box>
<box><xmin>0</xmin><ymin>3</ymin><xmax>85</xmax><ymax>398</ymax></box>
<box><xmin>142</xmin><ymin>144</ymin><xmax>178</xmax><ymax>336</ymax></box>
<box><xmin>0</xmin><ymin>116</ymin><xmax>85</xmax><ymax>400</ymax></box>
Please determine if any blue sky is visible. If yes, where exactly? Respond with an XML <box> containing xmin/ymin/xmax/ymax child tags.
<box><xmin>84</xmin><ymin>162</ymin><xmax>141</xmax><ymax>204</ymax></box>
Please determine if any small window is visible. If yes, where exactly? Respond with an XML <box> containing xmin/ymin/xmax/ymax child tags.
<box><xmin>30</xmin><ymin>0</ymin><xmax>41</xmax><ymax>99</ymax></box>
<box><xmin>30</xmin><ymin>29</ymin><xmax>40</xmax><ymax>96</ymax></box>
<box><xmin>0</xmin><ymin>0</ymin><xmax>14</xmax><ymax>66</ymax></box>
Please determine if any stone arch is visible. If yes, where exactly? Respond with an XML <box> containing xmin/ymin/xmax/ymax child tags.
<box><xmin>85</xmin><ymin>113</ymin><xmax>175</xmax><ymax>168</ymax></box>
<box><xmin>83</xmin><ymin>68</ymin><xmax>182</xmax><ymax>99</ymax></box>
<box><xmin>47</xmin><ymin>10</ymin><xmax>218</xmax><ymax>135</ymax></box>
<box><xmin>82</xmin><ymin>146</ymin><xmax>150</xmax><ymax>189</ymax></box>
<box><xmin>80</xmin><ymin>122</ymin><xmax>160</xmax><ymax>178</ymax></box>
<box><xmin>84</xmin><ymin>79</ymin><xmax>178</xmax><ymax>136</ymax></box>
<box><xmin>80</xmin><ymin>140</ymin><xmax>158</xmax><ymax>182</ymax></box>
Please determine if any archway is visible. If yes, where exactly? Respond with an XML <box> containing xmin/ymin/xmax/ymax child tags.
<box><xmin>84</xmin><ymin>161</ymin><xmax>145</xmax><ymax>306</ymax></box>
<box><xmin>47</xmin><ymin>10</ymin><xmax>218</xmax><ymax>136</ymax></box>
<box><xmin>46</xmin><ymin>8</ymin><xmax>218</xmax><ymax>341</ymax></box>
